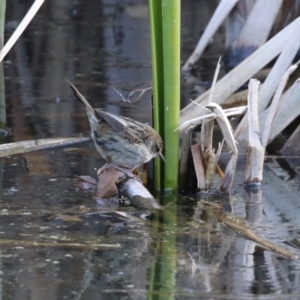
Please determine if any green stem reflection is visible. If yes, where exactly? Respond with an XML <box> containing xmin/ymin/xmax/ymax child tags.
<box><xmin>147</xmin><ymin>194</ymin><xmax>177</xmax><ymax>300</ymax></box>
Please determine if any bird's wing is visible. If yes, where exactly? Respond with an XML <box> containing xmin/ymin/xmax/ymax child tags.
<box><xmin>95</xmin><ymin>110</ymin><xmax>148</xmax><ymax>145</ymax></box>
<box><xmin>95</xmin><ymin>109</ymin><xmax>129</xmax><ymax>133</ymax></box>
<box><xmin>121</xmin><ymin>117</ymin><xmax>148</xmax><ymax>144</ymax></box>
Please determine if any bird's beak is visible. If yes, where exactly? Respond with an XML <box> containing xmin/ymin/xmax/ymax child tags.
<box><xmin>159</xmin><ymin>152</ymin><xmax>166</xmax><ymax>162</ymax></box>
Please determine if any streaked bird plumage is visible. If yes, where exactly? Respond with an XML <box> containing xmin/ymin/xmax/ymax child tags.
<box><xmin>67</xmin><ymin>80</ymin><xmax>164</xmax><ymax>170</ymax></box>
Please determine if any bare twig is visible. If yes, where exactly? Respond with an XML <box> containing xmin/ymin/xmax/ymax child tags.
<box><xmin>113</xmin><ymin>87</ymin><xmax>152</xmax><ymax>103</ymax></box>
<box><xmin>201</xmin><ymin>200</ymin><xmax>298</xmax><ymax>260</ymax></box>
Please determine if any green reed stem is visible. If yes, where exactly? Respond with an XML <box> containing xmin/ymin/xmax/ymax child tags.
<box><xmin>149</xmin><ymin>0</ymin><xmax>180</xmax><ymax>191</ymax></box>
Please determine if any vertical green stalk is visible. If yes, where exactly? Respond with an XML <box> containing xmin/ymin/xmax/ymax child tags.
<box><xmin>149</xmin><ymin>0</ymin><xmax>164</xmax><ymax>189</ymax></box>
<box><xmin>161</xmin><ymin>0</ymin><xmax>180</xmax><ymax>190</ymax></box>
<box><xmin>149</xmin><ymin>0</ymin><xmax>180</xmax><ymax>191</ymax></box>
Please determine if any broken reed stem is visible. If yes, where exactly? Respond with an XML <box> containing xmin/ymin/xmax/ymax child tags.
<box><xmin>229</xmin><ymin>0</ymin><xmax>282</xmax><ymax>54</ymax></box>
<box><xmin>179</xmin><ymin>131</ymin><xmax>191</xmax><ymax>190</ymax></box>
<box><xmin>204</xmin><ymin>149</ymin><xmax>216</xmax><ymax>189</ymax></box>
<box><xmin>199</xmin><ymin>115</ymin><xmax>215</xmax><ymax>189</ymax></box>
<box><xmin>234</xmin><ymin>21</ymin><xmax>300</xmax><ymax>148</ymax></box>
<box><xmin>191</xmin><ymin>144</ymin><xmax>206</xmax><ymax>190</ymax></box>
<box><xmin>181</xmin><ymin>17</ymin><xmax>300</xmax><ymax>125</ymax></box>
<box><xmin>198</xmin><ymin>58</ymin><xmax>221</xmax><ymax>190</ymax></box>
<box><xmin>247</xmin><ymin>80</ymin><xmax>261</xmax><ymax>148</ymax></box>
<box><xmin>179</xmin><ymin>106</ymin><xmax>246</xmax><ymax>131</ymax></box>
<box><xmin>266</xmin><ymin>78</ymin><xmax>300</xmax><ymax>144</ymax></box>
<box><xmin>245</xmin><ymin>68</ymin><xmax>299</xmax><ymax>185</ymax></box>
<box><xmin>182</xmin><ymin>0</ymin><xmax>237</xmax><ymax>71</ymax></box>
<box><xmin>0</xmin><ymin>137</ymin><xmax>91</xmax><ymax>157</ymax></box>
<box><xmin>261</xmin><ymin>63</ymin><xmax>298</xmax><ymax>148</ymax></box>
<box><xmin>201</xmin><ymin>58</ymin><xmax>221</xmax><ymax>149</ymax></box>
<box><xmin>206</xmin><ymin>103</ymin><xmax>238</xmax><ymax>193</ymax></box>
<box><xmin>245</xmin><ymin>79</ymin><xmax>264</xmax><ymax>185</ymax></box>
<box><xmin>208</xmin><ymin>57</ymin><xmax>221</xmax><ymax>104</ymax></box>
<box><xmin>220</xmin><ymin>152</ymin><xmax>238</xmax><ymax>193</ymax></box>
<box><xmin>190</xmin><ymin>102</ymin><xmax>238</xmax><ymax>192</ymax></box>
<box><xmin>215</xmin><ymin>139</ymin><xmax>224</xmax><ymax>163</ymax></box>
<box><xmin>0</xmin><ymin>0</ymin><xmax>44</xmax><ymax>62</ymax></box>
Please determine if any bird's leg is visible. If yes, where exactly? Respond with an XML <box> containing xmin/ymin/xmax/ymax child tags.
<box><xmin>97</xmin><ymin>163</ymin><xmax>113</xmax><ymax>177</ymax></box>
<box><xmin>101</xmin><ymin>163</ymin><xmax>142</xmax><ymax>183</ymax></box>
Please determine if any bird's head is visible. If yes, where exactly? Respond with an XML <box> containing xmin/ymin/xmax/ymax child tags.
<box><xmin>151</xmin><ymin>135</ymin><xmax>165</xmax><ymax>162</ymax></box>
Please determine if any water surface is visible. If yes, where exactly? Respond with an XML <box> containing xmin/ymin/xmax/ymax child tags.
<box><xmin>1</xmin><ymin>1</ymin><xmax>300</xmax><ymax>299</ymax></box>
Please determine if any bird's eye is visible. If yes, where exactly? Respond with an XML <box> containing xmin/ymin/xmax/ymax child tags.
<box><xmin>152</xmin><ymin>143</ymin><xmax>160</xmax><ymax>153</ymax></box>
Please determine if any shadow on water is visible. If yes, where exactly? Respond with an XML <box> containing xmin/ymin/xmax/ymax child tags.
<box><xmin>1</xmin><ymin>0</ymin><xmax>300</xmax><ymax>299</ymax></box>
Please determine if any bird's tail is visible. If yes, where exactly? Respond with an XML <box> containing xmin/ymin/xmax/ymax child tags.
<box><xmin>66</xmin><ymin>79</ymin><xmax>99</xmax><ymax>128</ymax></box>
<box><xmin>66</xmin><ymin>79</ymin><xmax>95</xmax><ymax>113</ymax></box>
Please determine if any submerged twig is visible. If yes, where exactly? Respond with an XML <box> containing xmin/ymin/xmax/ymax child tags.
<box><xmin>0</xmin><ymin>239</ymin><xmax>121</xmax><ymax>249</ymax></box>
<box><xmin>219</xmin><ymin>212</ymin><xmax>298</xmax><ymax>260</ymax></box>
<box><xmin>201</xmin><ymin>200</ymin><xmax>298</xmax><ymax>260</ymax></box>
<box><xmin>118</xmin><ymin>178</ymin><xmax>162</xmax><ymax>210</ymax></box>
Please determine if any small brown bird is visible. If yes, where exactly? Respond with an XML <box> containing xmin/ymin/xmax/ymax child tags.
<box><xmin>67</xmin><ymin>80</ymin><xmax>165</xmax><ymax>170</ymax></box>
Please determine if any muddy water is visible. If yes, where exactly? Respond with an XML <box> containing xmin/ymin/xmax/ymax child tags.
<box><xmin>1</xmin><ymin>0</ymin><xmax>300</xmax><ymax>299</ymax></box>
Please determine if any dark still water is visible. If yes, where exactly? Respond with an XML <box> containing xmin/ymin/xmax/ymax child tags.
<box><xmin>1</xmin><ymin>0</ymin><xmax>300</xmax><ymax>299</ymax></box>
